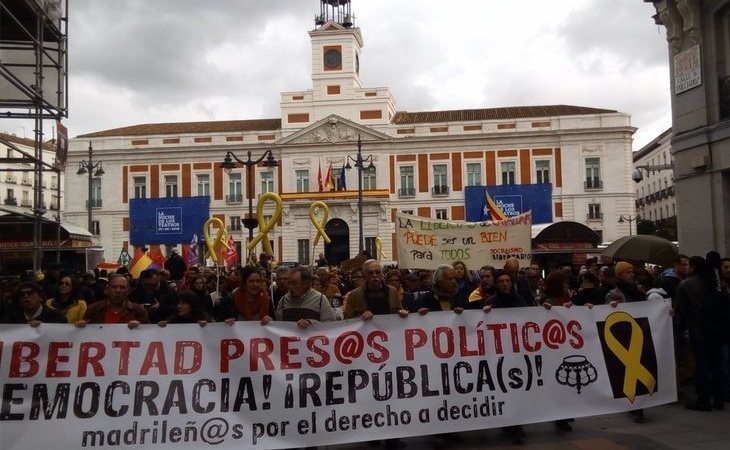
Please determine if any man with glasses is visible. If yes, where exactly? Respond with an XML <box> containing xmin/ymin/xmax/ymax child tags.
<box><xmin>3</xmin><ymin>282</ymin><xmax>65</xmax><ymax>326</ymax></box>
<box><xmin>342</xmin><ymin>259</ymin><xmax>400</xmax><ymax>320</ymax></box>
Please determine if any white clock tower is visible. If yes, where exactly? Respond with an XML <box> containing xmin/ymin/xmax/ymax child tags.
<box><xmin>280</xmin><ymin>0</ymin><xmax>397</xmax><ymax>135</ymax></box>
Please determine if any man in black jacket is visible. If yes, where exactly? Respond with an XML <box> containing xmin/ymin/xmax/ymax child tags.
<box><xmin>3</xmin><ymin>282</ymin><xmax>65</xmax><ymax>325</ymax></box>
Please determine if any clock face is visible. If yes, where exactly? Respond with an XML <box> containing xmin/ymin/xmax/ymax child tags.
<box><xmin>324</xmin><ymin>48</ymin><xmax>342</xmax><ymax>69</ymax></box>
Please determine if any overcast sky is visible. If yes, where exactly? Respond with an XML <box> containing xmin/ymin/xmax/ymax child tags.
<box><xmin>1</xmin><ymin>0</ymin><xmax>670</xmax><ymax>150</ymax></box>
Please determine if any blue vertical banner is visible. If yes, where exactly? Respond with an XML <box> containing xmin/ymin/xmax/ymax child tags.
<box><xmin>129</xmin><ymin>196</ymin><xmax>210</xmax><ymax>245</ymax></box>
<box><xmin>464</xmin><ymin>184</ymin><xmax>553</xmax><ymax>224</ymax></box>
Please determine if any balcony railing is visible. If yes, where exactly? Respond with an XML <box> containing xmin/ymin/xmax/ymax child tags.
<box><xmin>227</xmin><ymin>225</ymin><xmax>242</xmax><ymax>232</ymax></box>
<box><xmin>21</xmin><ymin>179</ymin><xmax>32</xmax><ymax>186</ymax></box>
<box><xmin>397</xmin><ymin>187</ymin><xmax>416</xmax><ymax>198</ymax></box>
<box><xmin>586</xmin><ymin>213</ymin><xmax>604</xmax><ymax>221</ymax></box>
<box><xmin>5</xmin><ymin>176</ymin><xmax>16</xmax><ymax>183</ymax></box>
<box><xmin>86</xmin><ymin>199</ymin><xmax>102</xmax><ymax>208</ymax></box>
<box><xmin>3</xmin><ymin>197</ymin><xmax>17</xmax><ymax>206</ymax></box>
<box><xmin>431</xmin><ymin>185</ymin><xmax>449</xmax><ymax>196</ymax></box>
<box><xmin>21</xmin><ymin>200</ymin><xmax>32</xmax><ymax>207</ymax></box>
<box><xmin>584</xmin><ymin>179</ymin><xmax>603</xmax><ymax>190</ymax></box>
<box><xmin>226</xmin><ymin>194</ymin><xmax>243</xmax><ymax>204</ymax></box>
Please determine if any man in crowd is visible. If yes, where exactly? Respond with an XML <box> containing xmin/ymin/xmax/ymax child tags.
<box><xmin>2</xmin><ymin>282</ymin><xmax>65</xmax><ymax>325</ymax></box>
<box><xmin>130</xmin><ymin>269</ymin><xmax>177</xmax><ymax>322</ymax></box>
<box><xmin>403</xmin><ymin>264</ymin><xmax>458</xmax><ymax>313</ymax></box>
<box><xmin>661</xmin><ymin>254</ymin><xmax>690</xmax><ymax>299</ymax></box>
<box><xmin>461</xmin><ymin>265</ymin><xmax>496</xmax><ymax>309</ymax></box>
<box><xmin>271</xmin><ymin>266</ymin><xmax>290</xmax><ymax>312</ymax></box>
<box><xmin>597</xmin><ymin>265</ymin><xmax>616</xmax><ymax>301</ymax></box>
<box><xmin>342</xmin><ymin>259</ymin><xmax>400</xmax><ymax>320</ymax></box>
<box><xmin>503</xmin><ymin>257</ymin><xmax>535</xmax><ymax>305</ymax></box>
<box><xmin>264</xmin><ymin>266</ymin><xmax>336</xmax><ymax>328</ymax></box>
<box><xmin>164</xmin><ymin>248</ymin><xmax>187</xmax><ymax>282</ymax></box>
<box><xmin>76</xmin><ymin>274</ymin><xmax>148</xmax><ymax>328</ymax></box>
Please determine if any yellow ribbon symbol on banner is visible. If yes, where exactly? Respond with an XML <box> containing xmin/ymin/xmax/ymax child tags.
<box><xmin>203</xmin><ymin>217</ymin><xmax>230</xmax><ymax>264</ymax></box>
<box><xmin>603</xmin><ymin>311</ymin><xmax>657</xmax><ymax>403</ymax></box>
<box><xmin>246</xmin><ymin>192</ymin><xmax>282</xmax><ymax>256</ymax></box>
<box><xmin>309</xmin><ymin>201</ymin><xmax>331</xmax><ymax>248</ymax></box>
<box><xmin>375</xmin><ymin>236</ymin><xmax>387</xmax><ymax>261</ymax></box>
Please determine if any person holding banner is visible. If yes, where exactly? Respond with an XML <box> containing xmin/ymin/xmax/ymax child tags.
<box><xmin>224</xmin><ymin>265</ymin><xmax>270</xmax><ymax>322</ymax></box>
<box><xmin>2</xmin><ymin>282</ymin><xmax>66</xmax><ymax>326</ymax></box>
<box><xmin>461</xmin><ymin>265</ymin><xmax>497</xmax><ymax>310</ymax></box>
<box><xmin>402</xmin><ymin>265</ymin><xmax>458</xmax><ymax>314</ymax></box>
<box><xmin>342</xmin><ymin>259</ymin><xmax>400</xmax><ymax>320</ymax></box>
<box><xmin>264</xmin><ymin>266</ymin><xmax>336</xmax><ymax>328</ymax></box>
<box><xmin>76</xmin><ymin>274</ymin><xmax>149</xmax><ymax>328</ymax></box>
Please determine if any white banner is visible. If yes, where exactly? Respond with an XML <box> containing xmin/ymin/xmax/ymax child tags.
<box><xmin>0</xmin><ymin>301</ymin><xmax>675</xmax><ymax>450</ymax></box>
<box><xmin>395</xmin><ymin>212</ymin><xmax>532</xmax><ymax>270</ymax></box>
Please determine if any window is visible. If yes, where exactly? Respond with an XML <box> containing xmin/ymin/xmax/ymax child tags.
<box><xmin>399</xmin><ymin>166</ymin><xmax>415</xmax><ymax>197</ymax></box>
<box><xmin>535</xmin><ymin>160</ymin><xmax>550</xmax><ymax>184</ymax></box>
<box><xmin>593</xmin><ymin>230</ymin><xmax>603</xmax><ymax>242</ymax></box>
<box><xmin>295</xmin><ymin>170</ymin><xmax>309</xmax><ymax>193</ymax></box>
<box><xmin>435</xmin><ymin>208</ymin><xmax>448</xmax><ymax>220</ymax></box>
<box><xmin>588</xmin><ymin>203</ymin><xmax>602</xmax><ymax>220</ymax></box>
<box><xmin>333</xmin><ymin>167</ymin><xmax>344</xmax><ymax>191</ymax></box>
<box><xmin>51</xmin><ymin>175</ymin><xmax>58</xmax><ymax>189</ymax></box>
<box><xmin>362</xmin><ymin>166</ymin><xmax>376</xmax><ymax>190</ymax></box>
<box><xmin>165</xmin><ymin>175</ymin><xmax>178</xmax><ymax>198</ymax></box>
<box><xmin>228</xmin><ymin>173</ymin><xmax>242</xmax><ymax>203</ymax></box>
<box><xmin>466</xmin><ymin>162</ymin><xmax>481</xmax><ymax>186</ymax></box>
<box><xmin>229</xmin><ymin>216</ymin><xmax>241</xmax><ymax>232</ymax></box>
<box><xmin>433</xmin><ymin>164</ymin><xmax>448</xmax><ymax>194</ymax></box>
<box><xmin>402</xmin><ymin>209</ymin><xmax>413</xmax><ymax>215</ymax></box>
<box><xmin>364</xmin><ymin>237</ymin><xmax>377</xmax><ymax>260</ymax></box>
<box><xmin>260</xmin><ymin>171</ymin><xmax>274</xmax><ymax>194</ymax></box>
<box><xmin>500</xmin><ymin>161</ymin><xmax>516</xmax><ymax>185</ymax></box>
<box><xmin>297</xmin><ymin>239</ymin><xmax>310</xmax><ymax>265</ymax></box>
<box><xmin>22</xmin><ymin>190</ymin><xmax>29</xmax><ymax>206</ymax></box>
<box><xmin>585</xmin><ymin>158</ymin><xmax>602</xmax><ymax>189</ymax></box>
<box><xmin>197</xmin><ymin>174</ymin><xmax>210</xmax><ymax>196</ymax></box>
<box><xmin>133</xmin><ymin>176</ymin><xmax>146</xmax><ymax>199</ymax></box>
<box><xmin>91</xmin><ymin>220</ymin><xmax>101</xmax><ymax>236</ymax></box>
<box><xmin>90</xmin><ymin>177</ymin><xmax>102</xmax><ymax>208</ymax></box>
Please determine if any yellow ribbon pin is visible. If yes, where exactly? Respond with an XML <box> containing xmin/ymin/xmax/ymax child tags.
<box><xmin>309</xmin><ymin>201</ymin><xmax>331</xmax><ymax>249</ymax></box>
<box><xmin>375</xmin><ymin>236</ymin><xmax>387</xmax><ymax>261</ymax></box>
<box><xmin>603</xmin><ymin>311</ymin><xmax>657</xmax><ymax>403</ymax></box>
<box><xmin>203</xmin><ymin>217</ymin><xmax>230</xmax><ymax>264</ymax></box>
<box><xmin>246</xmin><ymin>192</ymin><xmax>282</xmax><ymax>256</ymax></box>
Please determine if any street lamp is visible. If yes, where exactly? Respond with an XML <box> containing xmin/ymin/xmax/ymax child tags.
<box><xmin>220</xmin><ymin>149</ymin><xmax>279</xmax><ymax>253</ymax></box>
<box><xmin>76</xmin><ymin>142</ymin><xmax>105</xmax><ymax>234</ymax></box>
<box><xmin>618</xmin><ymin>215</ymin><xmax>637</xmax><ymax>236</ymax></box>
<box><xmin>344</xmin><ymin>135</ymin><xmax>374</xmax><ymax>255</ymax></box>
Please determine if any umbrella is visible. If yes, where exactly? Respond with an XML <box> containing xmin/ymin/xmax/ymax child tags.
<box><xmin>601</xmin><ymin>235</ymin><xmax>678</xmax><ymax>267</ymax></box>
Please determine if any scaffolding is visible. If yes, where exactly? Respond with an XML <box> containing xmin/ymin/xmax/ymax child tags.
<box><xmin>0</xmin><ymin>0</ymin><xmax>68</xmax><ymax>270</ymax></box>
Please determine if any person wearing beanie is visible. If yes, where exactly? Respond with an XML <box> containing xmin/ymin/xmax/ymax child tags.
<box><xmin>605</xmin><ymin>261</ymin><xmax>648</xmax><ymax>423</ymax></box>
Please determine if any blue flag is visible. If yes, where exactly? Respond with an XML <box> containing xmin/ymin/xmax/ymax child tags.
<box><xmin>339</xmin><ymin>164</ymin><xmax>347</xmax><ymax>190</ymax></box>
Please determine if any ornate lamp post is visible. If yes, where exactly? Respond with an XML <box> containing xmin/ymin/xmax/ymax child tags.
<box><xmin>220</xmin><ymin>149</ymin><xmax>279</xmax><ymax>247</ymax></box>
<box><xmin>618</xmin><ymin>215</ymin><xmax>637</xmax><ymax>236</ymax></box>
<box><xmin>344</xmin><ymin>135</ymin><xmax>374</xmax><ymax>255</ymax></box>
<box><xmin>76</xmin><ymin>142</ymin><xmax>105</xmax><ymax>234</ymax></box>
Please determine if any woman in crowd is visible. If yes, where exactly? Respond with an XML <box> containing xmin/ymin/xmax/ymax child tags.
<box><xmin>159</xmin><ymin>291</ymin><xmax>208</xmax><ymax>326</ymax></box>
<box><xmin>46</xmin><ymin>273</ymin><xmax>87</xmax><ymax>324</ymax></box>
<box><xmin>226</xmin><ymin>265</ymin><xmax>270</xmax><ymax>322</ymax></box>
<box><xmin>540</xmin><ymin>271</ymin><xmax>573</xmax><ymax>307</ymax></box>
<box><xmin>189</xmin><ymin>274</ymin><xmax>215</xmax><ymax>319</ymax></box>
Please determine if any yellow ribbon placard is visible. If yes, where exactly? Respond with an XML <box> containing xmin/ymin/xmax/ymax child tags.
<box><xmin>603</xmin><ymin>311</ymin><xmax>657</xmax><ymax>403</ymax></box>
<box><xmin>309</xmin><ymin>201</ymin><xmax>331</xmax><ymax>249</ymax></box>
<box><xmin>375</xmin><ymin>236</ymin><xmax>387</xmax><ymax>261</ymax></box>
<box><xmin>203</xmin><ymin>217</ymin><xmax>230</xmax><ymax>264</ymax></box>
<box><xmin>247</xmin><ymin>192</ymin><xmax>283</xmax><ymax>256</ymax></box>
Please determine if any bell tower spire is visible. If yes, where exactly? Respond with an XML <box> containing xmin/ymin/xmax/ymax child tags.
<box><xmin>315</xmin><ymin>0</ymin><xmax>355</xmax><ymax>28</ymax></box>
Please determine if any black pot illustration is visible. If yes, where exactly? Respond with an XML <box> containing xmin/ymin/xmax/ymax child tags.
<box><xmin>555</xmin><ymin>355</ymin><xmax>598</xmax><ymax>394</ymax></box>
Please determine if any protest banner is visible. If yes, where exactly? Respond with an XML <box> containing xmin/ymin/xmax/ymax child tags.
<box><xmin>0</xmin><ymin>301</ymin><xmax>675</xmax><ymax>450</ymax></box>
<box><xmin>395</xmin><ymin>212</ymin><xmax>532</xmax><ymax>270</ymax></box>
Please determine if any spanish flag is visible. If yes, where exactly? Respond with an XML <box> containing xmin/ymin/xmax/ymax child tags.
<box><xmin>485</xmin><ymin>190</ymin><xmax>508</xmax><ymax>221</ymax></box>
<box><xmin>129</xmin><ymin>247</ymin><xmax>155</xmax><ymax>279</ymax></box>
<box><xmin>324</xmin><ymin>163</ymin><xmax>334</xmax><ymax>191</ymax></box>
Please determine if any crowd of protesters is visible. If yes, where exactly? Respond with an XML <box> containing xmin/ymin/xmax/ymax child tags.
<box><xmin>1</xmin><ymin>251</ymin><xmax>730</xmax><ymax>447</ymax></box>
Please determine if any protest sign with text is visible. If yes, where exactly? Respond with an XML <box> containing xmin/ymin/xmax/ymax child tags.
<box><xmin>0</xmin><ymin>301</ymin><xmax>675</xmax><ymax>450</ymax></box>
<box><xmin>395</xmin><ymin>212</ymin><xmax>532</xmax><ymax>270</ymax></box>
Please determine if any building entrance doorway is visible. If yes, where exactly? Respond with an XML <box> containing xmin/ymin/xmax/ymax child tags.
<box><xmin>325</xmin><ymin>218</ymin><xmax>350</xmax><ymax>265</ymax></box>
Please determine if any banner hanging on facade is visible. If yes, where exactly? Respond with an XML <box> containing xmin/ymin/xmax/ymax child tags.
<box><xmin>0</xmin><ymin>302</ymin><xmax>675</xmax><ymax>450</ymax></box>
<box><xmin>129</xmin><ymin>196</ymin><xmax>210</xmax><ymax>245</ymax></box>
<box><xmin>464</xmin><ymin>184</ymin><xmax>552</xmax><ymax>224</ymax></box>
<box><xmin>395</xmin><ymin>212</ymin><xmax>532</xmax><ymax>270</ymax></box>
